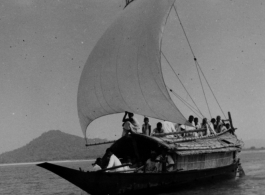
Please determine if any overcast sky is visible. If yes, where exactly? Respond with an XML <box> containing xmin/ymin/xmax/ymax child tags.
<box><xmin>0</xmin><ymin>0</ymin><xmax>265</xmax><ymax>154</ymax></box>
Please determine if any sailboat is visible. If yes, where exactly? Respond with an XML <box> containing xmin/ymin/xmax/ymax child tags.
<box><xmin>38</xmin><ymin>0</ymin><xmax>244</xmax><ymax>194</ymax></box>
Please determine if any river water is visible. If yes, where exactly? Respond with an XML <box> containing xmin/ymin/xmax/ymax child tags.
<box><xmin>0</xmin><ymin>150</ymin><xmax>264</xmax><ymax>195</ymax></box>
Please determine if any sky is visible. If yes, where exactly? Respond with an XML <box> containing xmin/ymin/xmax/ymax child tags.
<box><xmin>0</xmin><ymin>0</ymin><xmax>265</xmax><ymax>154</ymax></box>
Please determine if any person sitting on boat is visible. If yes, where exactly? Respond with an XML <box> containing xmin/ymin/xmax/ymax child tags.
<box><xmin>185</xmin><ymin>115</ymin><xmax>195</xmax><ymax>126</ymax></box>
<box><xmin>180</xmin><ymin>115</ymin><xmax>196</xmax><ymax>137</ymax></box>
<box><xmin>210</xmin><ymin>118</ymin><xmax>216</xmax><ymax>130</ymax></box>
<box><xmin>163</xmin><ymin>121</ymin><xmax>177</xmax><ymax>138</ymax></box>
<box><xmin>122</xmin><ymin>111</ymin><xmax>140</xmax><ymax>136</ymax></box>
<box><xmin>92</xmin><ymin>158</ymin><xmax>102</xmax><ymax>171</ymax></box>
<box><xmin>174</xmin><ymin>123</ymin><xmax>183</xmax><ymax>138</ymax></box>
<box><xmin>209</xmin><ymin>119</ymin><xmax>217</xmax><ymax>135</ymax></box>
<box><xmin>156</xmin><ymin>149</ymin><xmax>175</xmax><ymax>172</ymax></box>
<box><xmin>103</xmin><ymin>148</ymin><xmax>124</xmax><ymax>172</ymax></box>
<box><xmin>142</xmin><ymin>117</ymin><xmax>151</xmax><ymax>136</ymax></box>
<box><xmin>151</xmin><ymin>122</ymin><xmax>164</xmax><ymax>136</ymax></box>
<box><xmin>215</xmin><ymin>115</ymin><xmax>224</xmax><ymax>133</ymax></box>
<box><xmin>144</xmin><ymin>151</ymin><xmax>158</xmax><ymax>173</ymax></box>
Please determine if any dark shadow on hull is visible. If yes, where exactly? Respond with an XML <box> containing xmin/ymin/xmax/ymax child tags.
<box><xmin>37</xmin><ymin>160</ymin><xmax>239</xmax><ymax>195</ymax></box>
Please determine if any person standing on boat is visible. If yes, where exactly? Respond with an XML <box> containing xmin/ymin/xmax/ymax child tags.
<box><xmin>183</xmin><ymin>115</ymin><xmax>196</xmax><ymax>137</ymax></box>
<box><xmin>209</xmin><ymin>118</ymin><xmax>217</xmax><ymax>135</ymax></box>
<box><xmin>194</xmin><ymin>117</ymin><xmax>201</xmax><ymax>137</ymax></box>
<box><xmin>201</xmin><ymin>118</ymin><xmax>209</xmax><ymax>136</ymax></box>
<box><xmin>151</xmin><ymin>122</ymin><xmax>164</xmax><ymax>136</ymax></box>
<box><xmin>142</xmin><ymin>117</ymin><xmax>151</xmax><ymax>136</ymax></box>
<box><xmin>215</xmin><ymin>115</ymin><xmax>224</xmax><ymax>133</ymax></box>
<box><xmin>122</xmin><ymin>111</ymin><xmax>140</xmax><ymax>136</ymax></box>
<box><xmin>201</xmin><ymin>118</ymin><xmax>216</xmax><ymax>136</ymax></box>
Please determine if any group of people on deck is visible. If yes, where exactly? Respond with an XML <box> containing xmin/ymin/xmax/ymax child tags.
<box><xmin>91</xmin><ymin>112</ymin><xmax>231</xmax><ymax>172</ymax></box>
<box><xmin>178</xmin><ymin>115</ymin><xmax>230</xmax><ymax>137</ymax></box>
<box><xmin>92</xmin><ymin>146</ymin><xmax>176</xmax><ymax>173</ymax></box>
<box><xmin>121</xmin><ymin>111</ymin><xmax>230</xmax><ymax>138</ymax></box>
<box><xmin>144</xmin><ymin>149</ymin><xmax>175</xmax><ymax>173</ymax></box>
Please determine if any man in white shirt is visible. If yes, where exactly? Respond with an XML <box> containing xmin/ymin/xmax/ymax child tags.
<box><xmin>156</xmin><ymin>150</ymin><xmax>175</xmax><ymax>172</ymax></box>
<box><xmin>194</xmin><ymin>117</ymin><xmax>201</xmax><ymax>137</ymax></box>
<box><xmin>163</xmin><ymin>121</ymin><xmax>176</xmax><ymax>138</ymax></box>
<box><xmin>209</xmin><ymin>118</ymin><xmax>217</xmax><ymax>135</ymax></box>
<box><xmin>105</xmin><ymin>148</ymin><xmax>124</xmax><ymax>172</ymax></box>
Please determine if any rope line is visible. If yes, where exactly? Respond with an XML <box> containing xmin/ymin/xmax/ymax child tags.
<box><xmin>173</xmin><ymin>4</ymin><xmax>211</xmax><ymax>118</ymax></box>
<box><xmin>197</xmin><ymin>64</ymin><xmax>227</xmax><ymax>119</ymax></box>
<box><xmin>195</xmin><ymin>61</ymin><xmax>212</xmax><ymax>118</ymax></box>
<box><xmin>173</xmin><ymin>5</ymin><xmax>196</xmax><ymax>59</ymax></box>
<box><xmin>167</xmin><ymin>87</ymin><xmax>203</xmax><ymax>119</ymax></box>
<box><xmin>161</xmin><ymin>51</ymin><xmax>204</xmax><ymax>118</ymax></box>
<box><xmin>173</xmin><ymin>4</ymin><xmax>226</xmax><ymax>119</ymax></box>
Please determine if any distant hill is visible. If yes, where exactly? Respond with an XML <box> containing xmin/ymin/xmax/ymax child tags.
<box><xmin>243</xmin><ymin>139</ymin><xmax>265</xmax><ymax>149</ymax></box>
<box><xmin>0</xmin><ymin>130</ymin><xmax>111</xmax><ymax>164</ymax></box>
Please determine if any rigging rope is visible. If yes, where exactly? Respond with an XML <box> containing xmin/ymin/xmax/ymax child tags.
<box><xmin>161</xmin><ymin>51</ymin><xmax>204</xmax><ymax>118</ymax></box>
<box><xmin>197</xmin><ymin>64</ymin><xmax>227</xmax><ymax>119</ymax></box>
<box><xmin>173</xmin><ymin>4</ymin><xmax>226</xmax><ymax>119</ymax></box>
<box><xmin>166</xmin><ymin>86</ymin><xmax>203</xmax><ymax>119</ymax></box>
<box><xmin>195</xmin><ymin>60</ymin><xmax>212</xmax><ymax>118</ymax></box>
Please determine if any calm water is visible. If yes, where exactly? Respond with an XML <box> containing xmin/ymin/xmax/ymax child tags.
<box><xmin>0</xmin><ymin>151</ymin><xmax>264</xmax><ymax>195</ymax></box>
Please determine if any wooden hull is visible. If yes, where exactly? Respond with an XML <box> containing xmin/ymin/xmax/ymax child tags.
<box><xmin>37</xmin><ymin>160</ymin><xmax>239</xmax><ymax>195</ymax></box>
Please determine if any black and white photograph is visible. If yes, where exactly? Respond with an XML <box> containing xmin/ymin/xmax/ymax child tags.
<box><xmin>0</xmin><ymin>0</ymin><xmax>264</xmax><ymax>194</ymax></box>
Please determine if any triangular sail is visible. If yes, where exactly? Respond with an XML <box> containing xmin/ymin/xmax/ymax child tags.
<box><xmin>77</xmin><ymin>0</ymin><xmax>187</xmax><ymax>137</ymax></box>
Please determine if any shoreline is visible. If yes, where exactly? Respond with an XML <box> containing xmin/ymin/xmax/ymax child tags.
<box><xmin>0</xmin><ymin>159</ymin><xmax>94</xmax><ymax>167</ymax></box>
<box><xmin>241</xmin><ymin>149</ymin><xmax>265</xmax><ymax>153</ymax></box>
<box><xmin>1</xmin><ymin>150</ymin><xmax>264</xmax><ymax>167</ymax></box>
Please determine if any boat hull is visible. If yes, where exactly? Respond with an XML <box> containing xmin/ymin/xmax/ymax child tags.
<box><xmin>37</xmin><ymin>160</ymin><xmax>239</xmax><ymax>195</ymax></box>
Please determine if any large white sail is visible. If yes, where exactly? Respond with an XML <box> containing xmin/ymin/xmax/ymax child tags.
<box><xmin>77</xmin><ymin>0</ymin><xmax>187</xmax><ymax>137</ymax></box>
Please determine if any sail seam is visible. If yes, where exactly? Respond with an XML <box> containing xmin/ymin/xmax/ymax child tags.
<box><xmin>158</xmin><ymin>2</ymin><xmax>175</xmax><ymax>100</ymax></box>
<box><xmin>93</xmin><ymin>68</ymin><xmax>108</xmax><ymax>117</ymax></box>
<box><xmin>167</xmin><ymin>86</ymin><xmax>203</xmax><ymax>119</ymax></box>
<box><xmin>140</xmin><ymin>1</ymin><xmax>177</xmax><ymax>121</ymax></box>
<box><xmin>136</xmin><ymin>22</ymin><xmax>165</xmax><ymax>120</ymax></box>
<box><xmin>99</xmin><ymin>46</ymin><xmax>119</xmax><ymax>114</ymax></box>
<box><xmin>152</xmin><ymin>1</ymin><xmax>186</xmax><ymax>121</ymax></box>
<box><xmin>173</xmin><ymin>4</ymin><xmax>226</xmax><ymax>119</ymax></box>
<box><xmin>115</xmin><ymin>24</ymin><xmax>134</xmax><ymax>113</ymax></box>
<box><xmin>162</xmin><ymin>51</ymin><xmax>204</xmax><ymax>118</ymax></box>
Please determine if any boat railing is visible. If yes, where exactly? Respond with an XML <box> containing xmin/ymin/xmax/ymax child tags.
<box><xmin>85</xmin><ymin>140</ymin><xmax>116</xmax><ymax>147</ymax></box>
<box><xmin>152</xmin><ymin>128</ymin><xmax>207</xmax><ymax>137</ymax></box>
